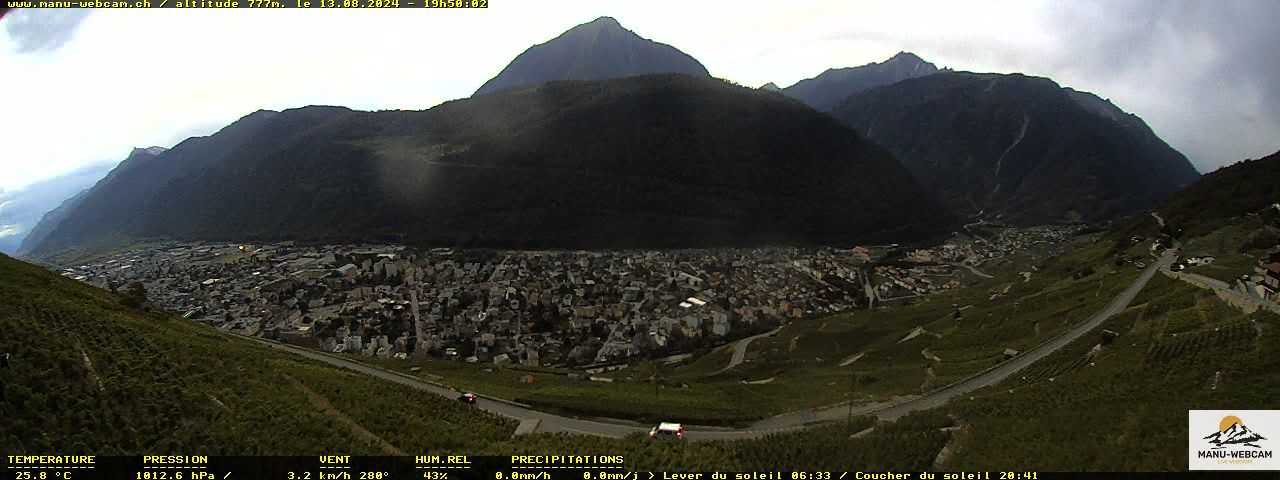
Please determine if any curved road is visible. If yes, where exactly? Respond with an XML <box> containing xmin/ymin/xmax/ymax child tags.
<box><xmin>244</xmin><ymin>249</ymin><xmax>1173</xmax><ymax>441</ymax></box>
<box><xmin>713</xmin><ymin>325</ymin><xmax>784</xmax><ymax>374</ymax></box>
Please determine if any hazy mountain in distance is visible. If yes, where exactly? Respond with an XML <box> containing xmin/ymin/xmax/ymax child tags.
<box><xmin>832</xmin><ymin>71</ymin><xmax>1201</xmax><ymax>224</ymax></box>
<box><xmin>474</xmin><ymin>16</ymin><xmax>710</xmax><ymax>96</ymax></box>
<box><xmin>781</xmin><ymin>52</ymin><xmax>939</xmax><ymax>111</ymax></box>
<box><xmin>0</xmin><ymin>161</ymin><xmax>119</xmax><ymax>254</ymax></box>
<box><xmin>15</xmin><ymin>148</ymin><xmax>166</xmax><ymax>256</ymax></box>
<box><xmin>760</xmin><ymin>82</ymin><xmax>781</xmax><ymax>92</ymax></box>
<box><xmin>30</xmin><ymin>74</ymin><xmax>957</xmax><ymax>257</ymax></box>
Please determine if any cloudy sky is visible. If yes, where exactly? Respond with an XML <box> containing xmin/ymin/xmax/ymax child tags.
<box><xmin>2</xmin><ymin>0</ymin><xmax>1277</xmax><ymax>193</ymax></box>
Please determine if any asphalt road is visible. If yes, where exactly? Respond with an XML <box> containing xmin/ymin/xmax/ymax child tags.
<box><xmin>245</xmin><ymin>249</ymin><xmax>1174</xmax><ymax>441</ymax></box>
<box><xmin>713</xmin><ymin>324</ymin><xmax>784</xmax><ymax>374</ymax></box>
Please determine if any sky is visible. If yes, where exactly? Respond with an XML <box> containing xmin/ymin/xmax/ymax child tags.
<box><xmin>2</xmin><ymin>0</ymin><xmax>1278</xmax><ymax>193</ymax></box>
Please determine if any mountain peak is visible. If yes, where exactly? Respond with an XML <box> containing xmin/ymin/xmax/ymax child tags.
<box><xmin>584</xmin><ymin>16</ymin><xmax>623</xmax><ymax>29</ymax></box>
<box><xmin>561</xmin><ymin>16</ymin><xmax>634</xmax><ymax>42</ymax></box>
<box><xmin>473</xmin><ymin>16</ymin><xmax>709</xmax><ymax>96</ymax></box>
<box><xmin>887</xmin><ymin>51</ymin><xmax>925</xmax><ymax>64</ymax></box>
<box><xmin>245</xmin><ymin>109</ymin><xmax>279</xmax><ymax>119</ymax></box>
<box><xmin>780</xmin><ymin>52</ymin><xmax>939</xmax><ymax>111</ymax></box>
<box><xmin>131</xmin><ymin>146</ymin><xmax>168</xmax><ymax>157</ymax></box>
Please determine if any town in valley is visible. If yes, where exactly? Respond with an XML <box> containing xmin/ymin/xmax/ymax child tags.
<box><xmin>59</xmin><ymin>225</ymin><xmax>1084</xmax><ymax>369</ymax></box>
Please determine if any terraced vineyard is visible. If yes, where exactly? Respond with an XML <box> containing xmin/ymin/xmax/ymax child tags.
<box><xmin>0</xmin><ymin>254</ymin><xmax>514</xmax><ymax>453</ymax></box>
<box><xmin>940</xmin><ymin>275</ymin><xmax>1280</xmax><ymax>470</ymax></box>
<box><xmin>284</xmin><ymin>362</ymin><xmax>513</xmax><ymax>452</ymax></box>
<box><xmin>1145</xmin><ymin>320</ymin><xmax>1257</xmax><ymax>361</ymax></box>
<box><xmin>477</xmin><ymin>412</ymin><xmax>951</xmax><ymax>471</ymax></box>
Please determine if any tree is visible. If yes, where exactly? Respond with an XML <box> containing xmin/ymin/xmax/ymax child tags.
<box><xmin>120</xmin><ymin>282</ymin><xmax>148</xmax><ymax>309</ymax></box>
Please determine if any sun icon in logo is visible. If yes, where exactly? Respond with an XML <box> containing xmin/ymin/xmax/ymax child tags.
<box><xmin>1220</xmin><ymin>415</ymin><xmax>1244</xmax><ymax>432</ymax></box>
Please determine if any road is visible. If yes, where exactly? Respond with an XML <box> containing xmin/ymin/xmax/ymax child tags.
<box><xmin>245</xmin><ymin>336</ymin><xmax>651</xmax><ymax>438</ymax></box>
<box><xmin>961</xmin><ymin>210</ymin><xmax>987</xmax><ymax>239</ymax></box>
<box><xmin>950</xmin><ymin>261</ymin><xmax>994</xmax><ymax>279</ymax></box>
<box><xmin>713</xmin><ymin>325</ymin><xmax>784</xmax><ymax>374</ymax></box>
<box><xmin>243</xmin><ymin>249</ymin><xmax>1174</xmax><ymax>441</ymax></box>
<box><xmin>1164</xmin><ymin>265</ymin><xmax>1280</xmax><ymax>315</ymax></box>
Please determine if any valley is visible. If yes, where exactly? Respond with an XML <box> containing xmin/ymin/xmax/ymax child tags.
<box><xmin>3</xmin><ymin>6</ymin><xmax>1278</xmax><ymax>474</ymax></box>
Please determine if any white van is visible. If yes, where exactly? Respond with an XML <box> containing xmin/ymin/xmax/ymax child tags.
<box><xmin>649</xmin><ymin>422</ymin><xmax>684</xmax><ymax>440</ymax></box>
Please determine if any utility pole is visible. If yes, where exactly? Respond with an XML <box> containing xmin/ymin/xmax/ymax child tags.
<box><xmin>652</xmin><ymin>361</ymin><xmax>660</xmax><ymax>400</ymax></box>
<box><xmin>846</xmin><ymin>371</ymin><xmax>858</xmax><ymax>434</ymax></box>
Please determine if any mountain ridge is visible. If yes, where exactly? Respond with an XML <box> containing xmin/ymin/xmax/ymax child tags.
<box><xmin>832</xmin><ymin>70</ymin><xmax>1200</xmax><ymax>224</ymax></box>
<box><xmin>780</xmin><ymin>52</ymin><xmax>940</xmax><ymax>111</ymax></box>
<box><xmin>1153</xmin><ymin>149</ymin><xmax>1280</xmax><ymax>237</ymax></box>
<box><xmin>2</xmin><ymin>160</ymin><xmax>122</xmax><ymax>254</ymax></box>
<box><xmin>29</xmin><ymin>74</ymin><xmax>958</xmax><ymax>257</ymax></box>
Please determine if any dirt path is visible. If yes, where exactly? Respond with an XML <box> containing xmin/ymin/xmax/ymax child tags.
<box><xmin>283</xmin><ymin>374</ymin><xmax>406</xmax><ymax>455</ymax></box>
<box><xmin>931</xmin><ymin>415</ymin><xmax>970</xmax><ymax>469</ymax></box>
<box><xmin>922</xmin><ymin>348</ymin><xmax>942</xmax><ymax>362</ymax></box>
<box><xmin>80</xmin><ymin>347</ymin><xmax>104</xmax><ymax>392</ymax></box>
<box><xmin>951</xmin><ymin>262</ymin><xmax>994</xmax><ymax>279</ymax></box>
<box><xmin>838</xmin><ymin>351</ymin><xmax>867</xmax><ymax>367</ymax></box>
<box><xmin>898</xmin><ymin>326</ymin><xmax>942</xmax><ymax>343</ymax></box>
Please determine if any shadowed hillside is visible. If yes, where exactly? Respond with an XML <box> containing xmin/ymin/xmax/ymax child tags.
<box><xmin>1157</xmin><ymin>150</ymin><xmax>1280</xmax><ymax>237</ymax></box>
<box><xmin>29</xmin><ymin>74</ymin><xmax>957</xmax><ymax>256</ymax></box>
<box><xmin>833</xmin><ymin>71</ymin><xmax>1200</xmax><ymax>224</ymax></box>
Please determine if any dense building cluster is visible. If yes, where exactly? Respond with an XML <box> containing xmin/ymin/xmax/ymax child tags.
<box><xmin>61</xmin><ymin>226</ymin><xmax>1083</xmax><ymax>368</ymax></box>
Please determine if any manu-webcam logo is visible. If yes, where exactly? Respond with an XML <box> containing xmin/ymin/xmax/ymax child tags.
<box><xmin>1190</xmin><ymin>410</ymin><xmax>1279</xmax><ymax>470</ymax></box>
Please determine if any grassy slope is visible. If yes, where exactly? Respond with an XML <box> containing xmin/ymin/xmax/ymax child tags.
<box><xmin>478</xmin><ymin>414</ymin><xmax>953</xmax><ymax>471</ymax></box>
<box><xmin>361</xmin><ymin>234</ymin><xmax>1147</xmax><ymax>423</ymax></box>
<box><xmin>489</xmin><ymin>224</ymin><xmax>1277</xmax><ymax>471</ymax></box>
<box><xmin>945</xmin><ymin>274</ymin><xmax>1278</xmax><ymax>470</ymax></box>
<box><xmin>0</xmin><ymin>254</ymin><xmax>514</xmax><ymax>454</ymax></box>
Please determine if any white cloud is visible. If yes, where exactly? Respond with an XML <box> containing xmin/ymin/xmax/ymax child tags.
<box><xmin>2</xmin><ymin>0</ymin><xmax>1276</xmax><ymax>190</ymax></box>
